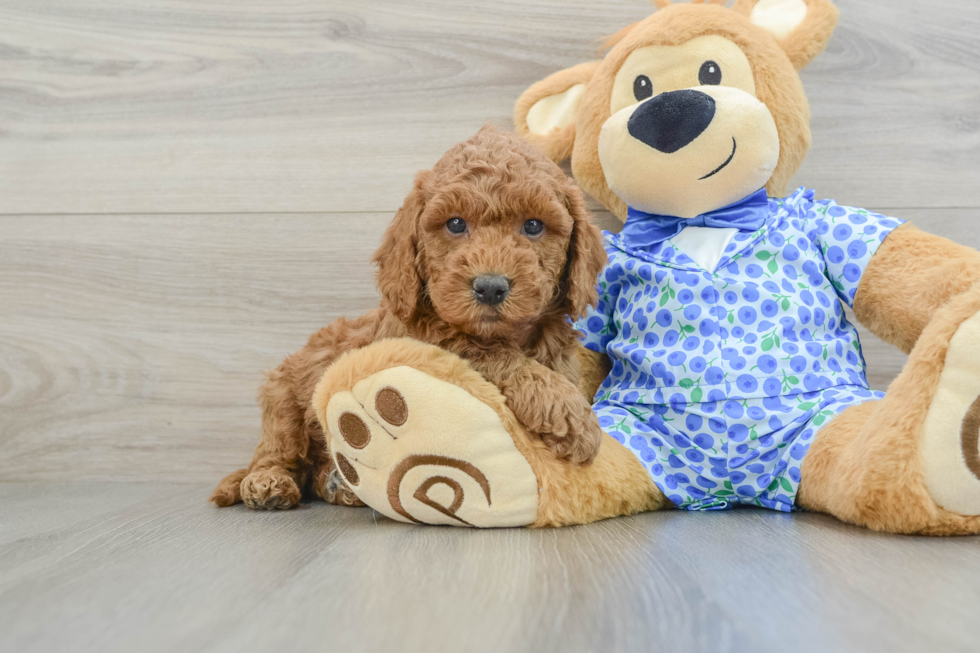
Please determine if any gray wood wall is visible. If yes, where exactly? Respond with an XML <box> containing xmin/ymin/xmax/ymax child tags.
<box><xmin>2</xmin><ymin>0</ymin><xmax>979</xmax><ymax>482</ymax></box>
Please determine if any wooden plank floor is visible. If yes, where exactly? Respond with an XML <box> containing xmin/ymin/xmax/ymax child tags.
<box><xmin>2</xmin><ymin>482</ymin><xmax>979</xmax><ymax>653</ymax></box>
<box><xmin>1</xmin><ymin>0</ymin><xmax>979</xmax><ymax>651</ymax></box>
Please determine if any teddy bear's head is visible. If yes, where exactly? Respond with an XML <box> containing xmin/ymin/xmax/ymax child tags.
<box><xmin>514</xmin><ymin>0</ymin><xmax>839</xmax><ymax>221</ymax></box>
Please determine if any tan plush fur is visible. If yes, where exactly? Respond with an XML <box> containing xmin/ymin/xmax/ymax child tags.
<box><xmin>514</xmin><ymin>62</ymin><xmax>600</xmax><ymax>163</ymax></box>
<box><xmin>798</xmin><ymin>282</ymin><xmax>980</xmax><ymax>535</ymax></box>
<box><xmin>854</xmin><ymin>223</ymin><xmax>980</xmax><ymax>354</ymax></box>
<box><xmin>577</xmin><ymin>343</ymin><xmax>612</xmax><ymax>401</ymax></box>
<box><xmin>515</xmin><ymin>0</ymin><xmax>838</xmax><ymax>221</ymax></box>
<box><xmin>312</xmin><ymin>338</ymin><xmax>667</xmax><ymax>528</ymax></box>
<box><xmin>731</xmin><ymin>0</ymin><xmax>840</xmax><ymax>71</ymax></box>
<box><xmin>211</xmin><ymin>126</ymin><xmax>609</xmax><ymax>509</ymax></box>
<box><xmin>520</xmin><ymin>1</ymin><xmax>980</xmax><ymax>534</ymax></box>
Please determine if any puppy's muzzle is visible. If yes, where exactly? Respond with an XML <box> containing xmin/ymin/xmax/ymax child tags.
<box><xmin>472</xmin><ymin>275</ymin><xmax>510</xmax><ymax>306</ymax></box>
<box><xmin>628</xmin><ymin>89</ymin><xmax>716</xmax><ymax>154</ymax></box>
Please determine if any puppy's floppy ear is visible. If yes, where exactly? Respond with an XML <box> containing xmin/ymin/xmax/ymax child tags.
<box><xmin>514</xmin><ymin>61</ymin><xmax>599</xmax><ymax>163</ymax></box>
<box><xmin>373</xmin><ymin>171</ymin><xmax>429</xmax><ymax>322</ymax></box>
<box><xmin>732</xmin><ymin>0</ymin><xmax>839</xmax><ymax>70</ymax></box>
<box><xmin>559</xmin><ymin>181</ymin><xmax>607</xmax><ymax>321</ymax></box>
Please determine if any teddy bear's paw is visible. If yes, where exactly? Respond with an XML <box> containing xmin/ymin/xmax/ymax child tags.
<box><xmin>322</xmin><ymin>365</ymin><xmax>539</xmax><ymax>527</ymax></box>
<box><xmin>921</xmin><ymin>310</ymin><xmax>980</xmax><ymax>515</ymax></box>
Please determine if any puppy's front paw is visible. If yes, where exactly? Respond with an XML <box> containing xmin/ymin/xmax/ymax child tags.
<box><xmin>539</xmin><ymin>393</ymin><xmax>603</xmax><ymax>465</ymax></box>
<box><xmin>240</xmin><ymin>469</ymin><xmax>302</xmax><ymax>510</ymax></box>
<box><xmin>505</xmin><ymin>380</ymin><xmax>602</xmax><ymax>465</ymax></box>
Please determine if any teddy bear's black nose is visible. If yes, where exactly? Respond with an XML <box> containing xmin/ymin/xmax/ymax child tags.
<box><xmin>472</xmin><ymin>275</ymin><xmax>510</xmax><ymax>306</ymax></box>
<box><xmin>628</xmin><ymin>89</ymin><xmax>716</xmax><ymax>154</ymax></box>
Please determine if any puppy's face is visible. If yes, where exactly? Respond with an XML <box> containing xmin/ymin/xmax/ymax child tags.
<box><xmin>374</xmin><ymin>127</ymin><xmax>606</xmax><ymax>340</ymax></box>
<box><xmin>418</xmin><ymin>179</ymin><xmax>574</xmax><ymax>338</ymax></box>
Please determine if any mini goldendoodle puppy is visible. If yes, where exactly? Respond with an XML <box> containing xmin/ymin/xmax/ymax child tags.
<box><xmin>211</xmin><ymin>126</ymin><xmax>608</xmax><ymax>509</ymax></box>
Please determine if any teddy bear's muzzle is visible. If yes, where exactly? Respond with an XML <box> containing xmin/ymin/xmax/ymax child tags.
<box><xmin>627</xmin><ymin>89</ymin><xmax>716</xmax><ymax>154</ymax></box>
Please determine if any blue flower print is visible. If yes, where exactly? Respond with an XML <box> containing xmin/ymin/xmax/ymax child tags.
<box><xmin>575</xmin><ymin>188</ymin><xmax>903</xmax><ymax>511</ymax></box>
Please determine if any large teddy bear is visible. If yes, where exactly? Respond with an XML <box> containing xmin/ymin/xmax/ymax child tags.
<box><xmin>311</xmin><ymin>0</ymin><xmax>980</xmax><ymax>534</ymax></box>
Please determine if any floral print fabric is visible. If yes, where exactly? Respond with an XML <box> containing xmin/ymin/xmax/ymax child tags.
<box><xmin>575</xmin><ymin>188</ymin><xmax>903</xmax><ymax>511</ymax></box>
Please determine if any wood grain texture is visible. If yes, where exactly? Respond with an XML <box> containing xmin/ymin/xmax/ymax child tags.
<box><xmin>0</xmin><ymin>0</ymin><xmax>978</xmax><ymax>214</ymax></box>
<box><xmin>1</xmin><ymin>482</ymin><xmax>978</xmax><ymax>653</ymax></box>
<box><xmin>0</xmin><ymin>212</ymin><xmax>388</xmax><ymax>481</ymax></box>
<box><xmin>1</xmin><ymin>208</ymin><xmax>978</xmax><ymax>482</ymax></box>
<box><xmin>2</xmin><ymin>2</ymin><xmax>980</xmax><ymax>650</ymax></box>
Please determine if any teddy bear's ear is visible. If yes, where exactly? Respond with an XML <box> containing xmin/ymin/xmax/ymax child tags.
<box><xmin>732</xmin><ymin>0</ymin><xmax>840</xmax><ymax>70</ymax></box>
<box><xmin>514</xmin><ymin>61</ymin><xmax>599</xmax><ymax>163</ymax></box>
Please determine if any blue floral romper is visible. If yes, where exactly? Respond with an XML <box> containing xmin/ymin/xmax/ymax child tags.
<box><xmin>575</xmin><ymin>188</ymin><xmax>904</xmax><ymax>512</ymax></box>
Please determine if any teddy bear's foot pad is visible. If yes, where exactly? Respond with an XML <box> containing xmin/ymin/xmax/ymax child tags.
<box><xmin>921</xmin><ymin>311</ymin><xmax>980</xmax><ymax>515</ymax></box>
<box><xmin>323</xmin><ymin>365</ymin><xmax>539</xmax><ymax>527</ymax></box>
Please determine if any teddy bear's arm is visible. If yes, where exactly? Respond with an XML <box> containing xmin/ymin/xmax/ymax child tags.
<box><xmin>854</xmin><ymin>223</ymin><xmax>980</xmax><ymax>354</ymax></box>
<box><xmin>577</xmin><ymin>344</ymin><xmax>612</xmax><ymax>401</ymax></box>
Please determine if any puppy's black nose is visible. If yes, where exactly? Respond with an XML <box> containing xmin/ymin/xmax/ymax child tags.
<box><xmin>627</xmin><ymin>89</ymin><xmax>716</xmax><ymax>154</ymax></box>
<box><xmin>472</xmin><ymin>275</ymin><xmax>510</xmax><ymax>306</ymax></box>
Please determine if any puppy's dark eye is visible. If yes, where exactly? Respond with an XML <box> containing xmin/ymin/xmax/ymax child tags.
<box><xmin>446</xmin><ymin>217</ymin><xmax>467</xmax><ymax>234</ymax></box>
<box><xmin>699</xmin><ymin>60</ymin><xmax>722</xmax><ymax>85</ymax></box>
<box><xmin>633</xmin><ymin>75</ymin><xmax>653</xmax><ymax>101</ymax></box>
<box><xmin>523</xmin><ymin>219</ymin><xmax>544</xmax><ymax>237</ymax></box>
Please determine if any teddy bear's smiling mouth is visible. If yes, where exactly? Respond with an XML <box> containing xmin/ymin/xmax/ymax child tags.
<box><xmin>698</xmin><ymin>137</ymin><xmax>737</xmax><ymax>181</ymax></box>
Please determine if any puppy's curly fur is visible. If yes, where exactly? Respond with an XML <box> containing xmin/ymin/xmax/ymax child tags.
<box><xmin>211</xmin><ymin>126</ymin><xmax>607</xmax><ymax>510</ymax></box>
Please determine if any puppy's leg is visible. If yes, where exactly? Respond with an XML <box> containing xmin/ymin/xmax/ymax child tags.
<box><xmin>311</xmin><ymin>445</ymin><xmax>365</xmax><ymax>507</ymax></box>
<box><xmin>240</xmin><ymin>464</ymin><xmax>303</xmax><ymax>510</ymax></box>
<box><xmin>210</xmin><ymin>468</ymin><xmax>248</xmax><ymax>507</ymax></box>
<box><xmin>479</xmin><ymin>356</ymin><xmax>603</xmax><ymax>465</ymax></box>
<box><xmin>211</xmin><ymin>310</ymin><xmax>392</xmax><ymax>509</ymax></box>
<box><xmin>218</xmin><ymin>367</ymin><xmax>309</xmax><ymax>510</ymax></box>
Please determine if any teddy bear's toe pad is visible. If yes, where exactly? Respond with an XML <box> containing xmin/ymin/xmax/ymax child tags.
<box><xmin>323</xmin><ymin>366</ymin><xmax>539</xmax><ymax>527</ymax></box>
<box><xmin>921</xmin><ymin>311</ymin><xmax>980</xmax><ymax>515</ymax></box>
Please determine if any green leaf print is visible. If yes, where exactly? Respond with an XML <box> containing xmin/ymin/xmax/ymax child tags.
<box><xmin>679</xmin><ymin>378</ymin><xmax>694</xmax><ymax>389</ymax></box>
<box><xmin>768</xmin><ymin>479</ymin><xmax>780</xmax><ymax>492</ymax></box>
<box><xmin>727</xmin><ymin>312</ymin><xmax>735</xmax><ymax>324</ymax></box>
<box><xmin>767</xmin><ymin>259</ymin><xmax>779</xmax><ymax>274</ymax></box>
<box><xmin>682</xmin><ymin>324</ymin><xmax>696</xmax><ymax>333</ymax></box>
<box><xmin>781</xmin><ymin>298</ymin><xmax>790</xmax><ymax>311</ymax></box>
<box><xmin>780</xmin><ymin>478</ymin><xmax>794</xmax><ymax>493</ymax></box>
<box><xmin>691</xmin><ymin>387</ymin><xmax>703</xmax><ymax>403</ymax></box>
<box><xmin>755</xmin><ymin>251</ymin><xmax>771</xmax><ymax>260</ymax></box>
<box><xmin>660</xmin><ymin>292</ymin><xmax>670</xmax><ymax>307</ymax></box>
<box><xmin>724</xmin><ymin>481</ymin><xmax>733</xmax><ymax>490</ymax></box>
<box><xmin>762</xmin><ymin>337</ymin><xmax>774</xmax><ymax>351</ymax></box>
<box><xmin>715</xmin><ymin>490</ymin><xmax>734</xmax><ymax>497</ymax></box>
<box><xmin>798</xmin><ymin>402</ymin><xmax>817</xmax><ymax>410</ymax></box>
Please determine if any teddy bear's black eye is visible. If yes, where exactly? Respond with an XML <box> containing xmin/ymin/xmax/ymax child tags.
<box><xmin>633</xmin><ymin>75</ymin><xmax>653</xmax><ymax>101</ymax></box>
<box><xmin>699</xmin><ymin>60</ymin><xmax>722</xmax><ymax>85</ymax></box>
<box><xmin>446</xmin><ymin>217</ymin><xmax>467</xmax><ymax>234</ymax></box>
<box><xmin>523</xmin><ymin>219</ymin><xmax>544</xmax><ymax>237</ymax></box>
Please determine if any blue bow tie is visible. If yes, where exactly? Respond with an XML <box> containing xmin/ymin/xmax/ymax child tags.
<box><xmin>622</xmin><ymin>189</ymin><xmax>770</xmax><ymax>250</ymax></box>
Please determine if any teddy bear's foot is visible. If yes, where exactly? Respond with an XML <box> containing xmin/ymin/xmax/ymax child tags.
<box><xmin>320</xmin><ymin>365</ymin><xmax>539</xmax><ymax>527</ymax></box>
<box><xmin>920</xmin><ymin>310</ymin><xmax>980</xmax><ymax>516</ymax></box>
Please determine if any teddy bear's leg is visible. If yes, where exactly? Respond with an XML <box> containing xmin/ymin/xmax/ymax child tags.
<box><xmin>311</xmin><ymin>338</ymin><xmax>667</xmax><ymax>528</ymax></box>
<box><xmin>797</xmin><ymin>284</ymin><xmax>980</xmax><ymax>535</ymax></box>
